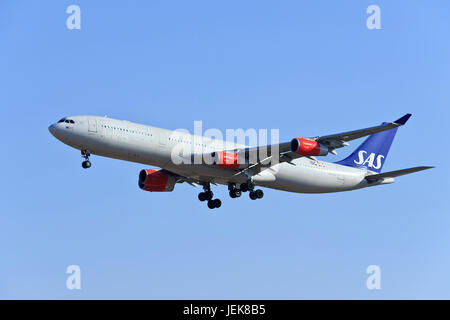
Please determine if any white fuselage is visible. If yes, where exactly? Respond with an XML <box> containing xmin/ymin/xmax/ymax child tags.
<box><xmin>49</xmin><ymin>115</ymin><xmax>382</xmax><ymax>193</ymax></box>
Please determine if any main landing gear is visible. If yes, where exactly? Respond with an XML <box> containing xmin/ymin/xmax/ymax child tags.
<box><xmin>81</xmin><ymin>150</ymin><xmax>91</xmax><ymax>169</ymax></box>
<box><xmin>249</xmin><ymin>189</ymin><xmax>264</xmax><ymax>200</ymax></box>
<box><xmin>228</xmin><ymin>181</ymin><xmax>264</xmax><ymax>200</ymax></box>
<box><xmin>228</xmin><ymin>183</ymin><xmax>242</xmax><ymax>199</ymax></box>
<box><xmin>198</xmin><ymin>181</ymin><xmax>264</xmax><ymax>209</ymax></box>
<box><xmin>239</xmin><ymin>181</ymin><xmax>264</xmax><ymax>200</ymax></box>
<box><xmin>198</xmin><ymin>184</ymin><xmax>221</xmax><ymax>209</ymax></box>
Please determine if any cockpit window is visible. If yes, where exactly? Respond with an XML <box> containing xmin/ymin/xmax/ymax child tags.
<box><xmin>57</xmin><ymin>117</ymin><xmax>74</xmax><ymax>124</ymax></box>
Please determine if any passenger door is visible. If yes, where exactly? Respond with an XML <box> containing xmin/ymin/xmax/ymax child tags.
<box><xmin>88</xmin><ymin>119</ymin><xmax>97</xmax><ymax>133</ymax></box>
<box><xmin>159</xmin><ymin>131</ymin><xmax>168</xmax><ymax>148</ymax></box>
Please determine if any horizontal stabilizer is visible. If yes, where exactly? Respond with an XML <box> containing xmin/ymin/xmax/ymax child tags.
<box><xmin>365</xmin><ymin>166</ymin><xmax>434</xmax><ymax>182</ymax></box>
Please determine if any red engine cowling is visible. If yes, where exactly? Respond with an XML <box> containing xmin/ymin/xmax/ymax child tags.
<box><xmin>138</xmin><ymin>169</ymin><xmax>176</xmax><ymax>192</ymax></box>
<box><xmin>212</xmin><ymin>151</ymin><xmax>246</xmax><ymax>169</ymax></box>
<box><xmin>290</xmin><ymin>138</ymin><xmax>329</xmax><ymax>156</ymax></box>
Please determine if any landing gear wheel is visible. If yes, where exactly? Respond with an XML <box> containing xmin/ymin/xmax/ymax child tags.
<box><xmin>204</xmin><ymin>191</ymin><xmax>213</xmax><ymax>201</ymax></box>
<box><xmin>213</xmin><ymin>199</ymin><xmax>222</xmax><ymax>208</ymax></box>
<box><xmin>198</xmin><ymin>192</ymin><xmax>207</xmax><ymax>202</ymax></box>
<box><xmin>82</xmin><ymin>160</ymin><xmax>91</xmax><ymax>169</ymax></box>
<box><xmin>229</xmin><ymin>188</ymin><xmax>242</xmax><ymax>199</ymax></box>
<box><xmin>207</xmin><ymin>200</ymin><xmax>216</xmax><ymax>209</ymax></box>
<box><xmin>247</xmin><ymin>181</ymin><xmax>254</xmax><ymax>191</ymax></box>
<box><xmin>255</xmin><ymin>189</ymin><xmax>264</xmax><ymax>199</ymax></box>
<box><xmin>240</xmin><ymin>183</ymin><xmax>248</xmax><ymax>192</ymax></box>
<box><xmin>249</xmin><ymin>191</ymin><xmax>257</xmax><ymax>200</ymax></box>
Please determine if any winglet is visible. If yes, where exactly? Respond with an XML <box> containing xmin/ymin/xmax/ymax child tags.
<box><xmin>394</xmin><ymin>113</ymin><xmax>412</xmax><ymax>125</ymax></box>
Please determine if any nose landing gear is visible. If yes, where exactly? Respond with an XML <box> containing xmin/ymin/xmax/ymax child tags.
<box><xmin>82</xmin><ymin>161</ymin><xmax>91</xmax><ymax>169</ymax></box>
<box><xmin>81</xmin><ymin>150</ymin><xmax>91</xmax><ymax>169</ymax></box>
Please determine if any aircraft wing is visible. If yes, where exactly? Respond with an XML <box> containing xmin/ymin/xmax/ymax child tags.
<box><xmin>226</xmin><ymin>113</ymin><xmax>412</xmax><ymax>167</ymax></box>
<box><xmin>313</xmin><ymin>113</ymin><xmax>412</xmax><ymax>149</ymax></box>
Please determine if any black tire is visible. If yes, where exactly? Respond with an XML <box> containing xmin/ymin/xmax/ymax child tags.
<box><xmin>255</xmin><ymin>189</ymin><xmax>264</xmax><ymax>199</ymax></box>
<box><xmin>247</xmin><ymin>181</ymin><xmax>254</xmax><ymax>190</ymax></box>
<box><xmin>214</xmin><ymin>199</ymin><xmax>222</xmax><ymax>208</ymax></box>
<box><xmin>229</xmin><ymin>190</ymin><xmax>236</xmax><ymax>198</ymax></box>
<box><xmin>240</xmin><ymin>183</ymin><xmax>248</xmax><ymax>192</ymax></box>
<box><xmin>249</xmin><ymin>191</ymin><xmax>257</xmax><ymax>200</ymax></box>
<box><xmin>198</xmin><ymin>192</ymin><xmax>206</xmax><ymax>202</ymax></box>
<box><xmin>205</xmin><ymin>191</ymin><xmax>213</xmax><ymax>200</ymax></box>
<box><xmin>207</xmin><ymin>200</ymin><xmax>216</xmax><ymax>209</ymax></box>
<box><xmin>234</xmin><ymin>189</ymin><xmax>242</xmax><ymax>198</ymax></box>
<box><xmin>82</xmin><ymin>160</ymin><xmax>91</xmax><ymax>169</ymax></box>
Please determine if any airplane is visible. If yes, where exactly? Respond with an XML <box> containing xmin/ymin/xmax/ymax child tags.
<box><xmin>48</xmin><ymin>113</ymin><xmax>433</xmax><ymax>209</ymax></box>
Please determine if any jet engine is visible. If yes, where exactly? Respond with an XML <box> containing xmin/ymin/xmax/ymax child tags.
<box><xmin>211</xmin><ymin>151</ymin><xmax>247</xmax><ymax>169</ymax></box>
<box><xmin>290</xmin><ymin>138</ymin><xmax>329</xmax><ymax>156</ymax></box>
<box><xmin>138</xmin><ymin>169</ymin><xmax>176</xmax><ymax>192</ymax></box>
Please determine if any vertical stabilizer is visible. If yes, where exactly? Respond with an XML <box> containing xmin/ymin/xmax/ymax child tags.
<box><xmin>334</xmin><ymin>123</ymin><xmax>399</xmax><ymax>173</ymax></box>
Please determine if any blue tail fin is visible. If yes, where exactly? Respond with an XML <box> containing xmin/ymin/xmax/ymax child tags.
<box><xmin>334</xmin><ymin>123</ymin><xmax>398</xmax><ymax>173</ymax></box>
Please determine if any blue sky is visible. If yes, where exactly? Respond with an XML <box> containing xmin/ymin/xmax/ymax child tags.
<box><xmin>1</xmin><ymin>0</ymin><xmax>449</xmax><ymax>299</ymax></box>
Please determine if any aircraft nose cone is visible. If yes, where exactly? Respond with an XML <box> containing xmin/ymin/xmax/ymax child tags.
<box><xmin>48</xmin><ymin>124</ymin><xmax>57</xmax><ymax>137</ymax></box>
